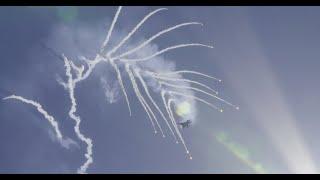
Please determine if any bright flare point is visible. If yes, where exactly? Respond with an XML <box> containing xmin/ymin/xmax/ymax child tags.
<box><xmin>175</xmin><ymin>101</ymin><xmax>191</xmax><ymax>117</ymax></box>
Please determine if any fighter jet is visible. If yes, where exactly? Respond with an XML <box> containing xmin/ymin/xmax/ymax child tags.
<box><xmin>178</xmin><ymin>120</ymin><xmax>192</xmax><ymax>129</ymax></box>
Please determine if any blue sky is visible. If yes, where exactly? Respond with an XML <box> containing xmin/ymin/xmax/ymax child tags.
<box><xmin>1</xmin><ymin>6</ymin><xmax>320</xmax><ymax>173</ymax></box>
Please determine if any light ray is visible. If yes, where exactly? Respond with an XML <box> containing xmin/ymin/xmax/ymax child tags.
<box><xmin>215</xmin><ymin>132</ymin><xmax>268</xmax><ymax>174</ymax></box>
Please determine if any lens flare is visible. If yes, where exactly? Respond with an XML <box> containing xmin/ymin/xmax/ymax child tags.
<box><xmin>215</xmin><ymin>132</ymin><xmax>268</xmax><ymax>174</ymax></box>
<box><xmin>56</xmin><ymin>7</ymin><xmax>78</xmax><ymax>23</ymax></box>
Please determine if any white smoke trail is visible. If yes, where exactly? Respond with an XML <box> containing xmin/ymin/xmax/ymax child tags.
<box><xmin>151</xmin><ymin>74</ymin><xmax>219</xmax><ymax>95</ymax></box>
<box><xmin>120</xmin><ymin>43</ymin><xmax>213</xmax><ymax>62</ymax></box>
<box><xmin>101</xmin><ymin>6</ymin><xmax>132</xmax><ymax>115</ymax></box>
<box><xmin>101</xmin><ymin>6</ymin><xmax>122</xmax><ymax>53</ymax></box>
<box><xmin>126</xmin><ymin>64</ymin><xmax>165</xmax><ymax>136</ymax></box>
<box><xmin>75</xmin><ymin>55</ymin><xmax>102</xmax><ymax>82</ymax></box>
<box><xmin>160</xmin><ymin>90</ymin><xmax>177</xmax><ymax>141</ymax></box>
<box><xmin>56</xmin><ymin>74</ymin><xmax>69</xmax><ymax>90</ymax></box>
<box><xmin>110</xmin><ymin>60</ymin><xmax>132</xmax><ymax>116</ymax></box>
<box><xmin>100</xmin><ymin>77</ymin><xmax>119</xmax><ymax>104</ymax></box>
<box><xmin>48</xmin><ymin>130</ymin><xmax>79</xmax><ymax>150</ymax></box>
<box><xmin>3</xmin><ymin>95</ymin><xmax>63</xmax><ymax>144</ymax></box>
<box><xmin>107</xmin><ymin>8</ymin><xmax>168</xmax><ymax>57</ymax></box>
<box><xmin>134</xmin><ymin>69</ymin><xmax>178</xmax><ymax>141</ymax></box>
<box><xmin>4</xmin><ymin>6</ymin><xmax>238</xmax><ymax>173</ymax></box>
<box><xmin>161</xmin><ymin>81</ymin><xmax>239</xmax><ymax>109</ymax></box>
<box><xmin>159</xmin><ymin>70</ymin><xmax>222</xmax><ymax>82</ymax></box>
<box><xmin>63</xmin><ymin>56</ymin><xmax>93</xmax><ymax>174</ymax></box>
<box><xmin>167</xmin><ymin>98</ymin><xmax>192</xmax><ymax>159</ymax></box>
<box><xmin>159</xmin><ymin>89</ymin><xmax>186</xmax><ymax>151</ymax></box>
<box><xmin>114</xmin><ymin>22</ymin><xmax>203</xmax><ymax>59</ymax></box>
<box><xmin>125</xmin><ymin>66</ymin><xmax>158</xmax><ymax>134</ymax></box>
<box><xmin>168</xmin><ymin>90</ymin><xmax>223</xmax><ymax>112</ymax></box>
